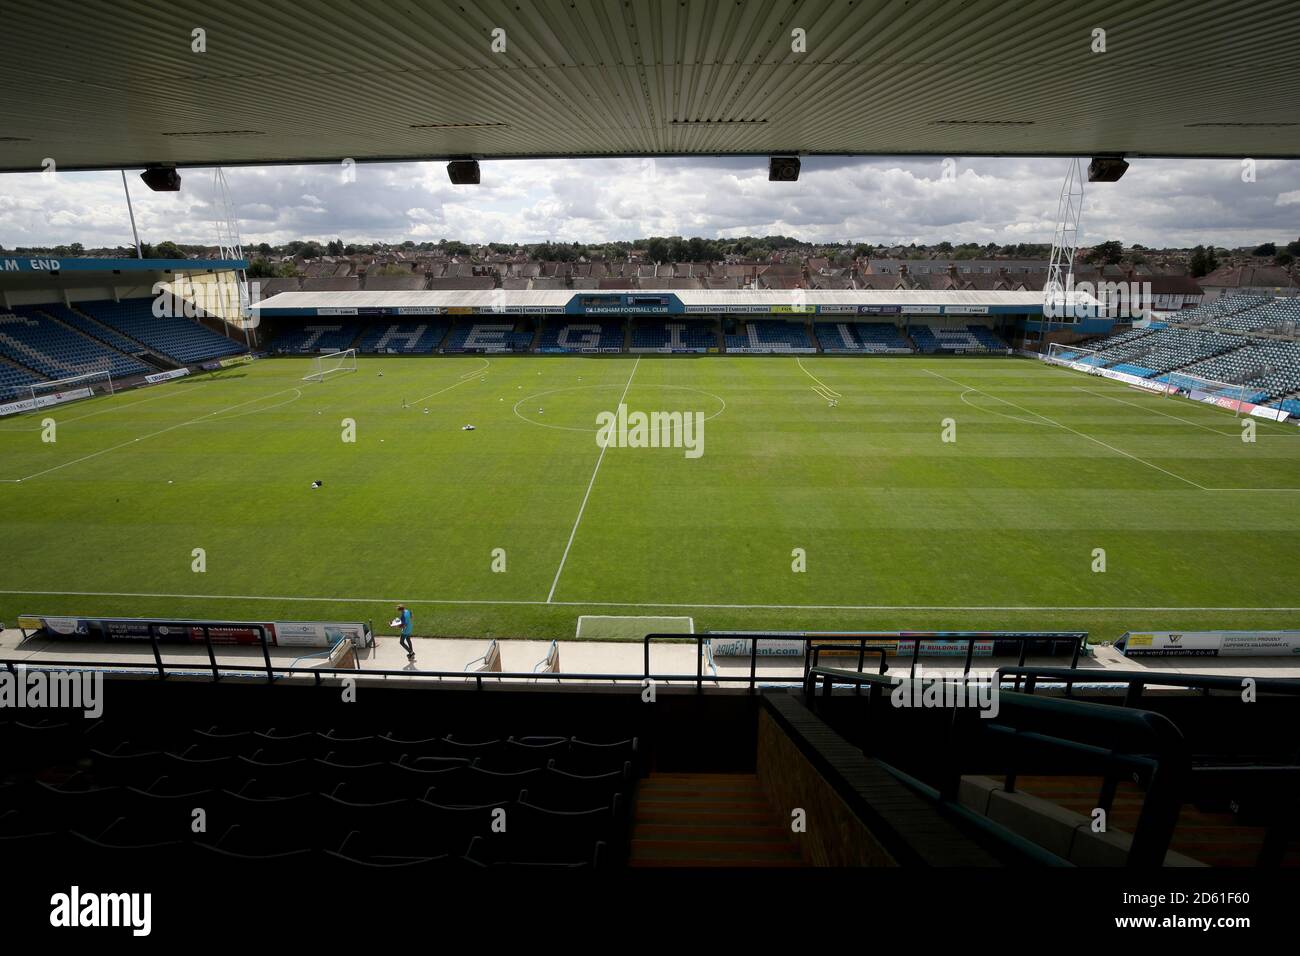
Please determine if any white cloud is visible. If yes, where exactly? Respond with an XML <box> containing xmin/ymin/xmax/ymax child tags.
<box><xmin>0</xmin><ymin>156</ymin><xmax>1297</xmax><ymax>250</ymax></box>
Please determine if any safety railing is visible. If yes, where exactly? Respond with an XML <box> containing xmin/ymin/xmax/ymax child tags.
<box><xmin>996</xmin><ymin>665</ymin><xmax>1300</xmax><ymax>702</ymax></box>
<box><xmin>0</xmin><ymin>656</ymin><xmax>777</xmax><ymax>692</ymax></box>
<box><xmin>642</xmin><ymin>631</ymin><xmax>1087</xmax><ymax>693</ymax></box>
<box><xmin>804</xmin><ymin>665</ymin><xmax>1190</xmax><ymax>866</ymax></box>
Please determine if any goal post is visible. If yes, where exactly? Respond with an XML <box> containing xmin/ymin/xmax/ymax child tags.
<box><xmin>1045</xmin><ymin>341</ymin><xmax>1111</xmax><ymax>371</ymax></box>
<box><xmin>303</xmin><ymin>348</ymin><xmax>357</xmax><ymax>382</ymax></box>
<box><xmin>29</xmin><ymin>366</ymin><xmax>113</xmax><ymax>403</ymax></box>
<box><xmin>1159</xmin><ymin>370</ymin><xmax>1251</xmax><ymax>417</ymax></box>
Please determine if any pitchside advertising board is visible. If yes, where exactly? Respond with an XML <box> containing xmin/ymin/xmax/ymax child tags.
<box><xmin>18</xmin><ymin>615</ymin><xmax>372</xmax><ymax>649</ymax></box>
<box><xmin>0</xmin><ymin>387</ymin><xmax>93</xmax><ymax>417</ymax></box>
<box><xmin>708</xmin><ymin>630</ymin><xmax>1082</xmax><ymax>657</ymax></box>
<box><xmin>1116</xmin><ymin>630</ymin><xmax>1300</xmax><ymax>657</ymax></box>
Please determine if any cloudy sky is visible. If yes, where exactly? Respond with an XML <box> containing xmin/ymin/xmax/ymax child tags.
<box><xmin>1</xmin><ymin>155</ymin><xmax>1297</xmax><ymax>251</ymax></box>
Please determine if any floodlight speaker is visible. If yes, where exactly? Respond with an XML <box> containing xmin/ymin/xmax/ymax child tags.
<box><xmin>447</xmin><ymin>160</ymin><xmax>480</xmax><ymax>184</ymax></box>
<box><xmin>768</xmin><ymin>156</ymin><xmax>801</xmax><ymax>181</ymax></box>
<box><xmin>140</xmin><ymin>166</ymin><xmax>182</xmax><ymax>191</ymax></box>
<box><xmin>1087</xmin><ymin>156</ymin><xmax>1129</xmax><ymax>182</ymax></box>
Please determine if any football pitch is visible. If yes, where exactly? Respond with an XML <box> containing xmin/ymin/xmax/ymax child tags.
<box><xmin>1</xmin><ymin>354</ymin><xmax>1297</xmax><ymax>643</ymax></box>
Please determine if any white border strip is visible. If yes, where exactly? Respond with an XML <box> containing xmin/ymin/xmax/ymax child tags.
<box><xmin>2</xmin><ymin>589</ymin><xmax>1297</xmax><ymax>613</ymax></box>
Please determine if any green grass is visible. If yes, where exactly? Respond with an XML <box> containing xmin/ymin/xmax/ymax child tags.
<box><xmin>1</xmin><ymin>354</ymin><xmax>1297</xmax><ymax>642</ymax></box>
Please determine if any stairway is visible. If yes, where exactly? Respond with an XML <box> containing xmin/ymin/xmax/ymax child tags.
<box><xmin>629</xmin><ymin>772</ymin><xmax>805</xmax><ymax>867</ymax></box>
<box><xmin>1017</xmin><ymin>775</ymin><xmax>1300</xmax><ymax>867</ymax></box>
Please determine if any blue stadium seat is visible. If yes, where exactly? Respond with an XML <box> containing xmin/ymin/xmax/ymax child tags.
<box><xmin>724</xmin><ymin>320</ymin><xmax>814</xmax><ymax>352</ymax></box>
<box><xmin>629</xmin><ymin>319</ymin><xmax>718</xmax><ymax>351</ymax></box>
<box><xmin>77</xmin><ymin>298</ymin><xmax>246</xmax><ymax>365</ymax></box>
<box><xmin>355</xmin><ymin>322</ymin><xmax>448</xmax><ymax>353</ymax></box>
<box><xmin>270</xmin><ymin>322</ymin><xmax>359</xmax><ymax>353</ymax></box>
<box><xmin>0</xmin><ymin>306</ymin><xmax>151</xmax><ymax>380</ymax></box>
<box><xmin>536</xmin><ymin>320</ymin><xmax>624</xmax><ymax>352</ymax></box>
<box><xmin>442</xmin><ymin>321</ymin><xmax>533</xmax><ymax>352</ymax></box>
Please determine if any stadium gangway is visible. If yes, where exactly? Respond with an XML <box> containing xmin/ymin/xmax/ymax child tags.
<box><xmin>804</xmin><ymin>665</ymin><xmax>1190</xmax><ymax>867</ymax></box>
<box><xmin>995</xmin><ymin>665</ymin><xmax>1300</xmax><ymax>701</ymax></box>
<box><xmin>0</xmin><ymin>632</ymin><xmax>1085</xmax><ymax>693</ymax></box>
<box><xmin>642</xmin><ymin>631</ymin><xmax>1088</xmax><ymax>695</ymax></box>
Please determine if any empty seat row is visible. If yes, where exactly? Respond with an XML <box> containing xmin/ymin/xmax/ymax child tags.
<box><xmin>77</xmin><ymin>298</ymin><xmax>246</xmax><ymax>364</ymax></box>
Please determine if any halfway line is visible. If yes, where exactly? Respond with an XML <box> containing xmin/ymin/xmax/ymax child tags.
<box><xmin>546</xmin><ymin>356</ymin><xmax>640</xmax><ymax>603</ymax></box>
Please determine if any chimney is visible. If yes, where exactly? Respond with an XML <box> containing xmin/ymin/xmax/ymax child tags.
<box><xmin>947</xmin><ymin>263</ymin><xmax>959</xmax><ymax>282</ymax></box>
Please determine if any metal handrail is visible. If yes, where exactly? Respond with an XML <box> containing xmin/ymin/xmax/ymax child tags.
<box><xmin>804</xmin><ymin>665</ymin><xmax>1190</xmax><ymax>866</ymax></box>
<box><xmin>996</xmin><ymin>665</ymin><xmax>1300</xmax><ymax>702</ymax></box>
<box><xmin>0</xmin><ymin>656</ymin><xmax>786</xmax><ymax>691</ymax></box>
<box><xmin>641</xmin><ymin>631</ymin><xmax>1088</xmax><ymax>693</ymax></box>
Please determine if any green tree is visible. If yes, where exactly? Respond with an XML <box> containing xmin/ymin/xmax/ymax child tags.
<box><xmin>1088</xmin><ymin>240</ymin><xmax>1124</xmax><ymax>265</ymax></box>
<box><xmin>245</xmin><ymin>258</ymin><xmax>278</xmax><ymax>278</ymax></box>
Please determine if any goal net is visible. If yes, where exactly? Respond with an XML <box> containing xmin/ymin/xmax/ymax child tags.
<box><xmin>303</xmin><ymin>348</ymin><xmax>357</xmax><ymax>382</ymax></box>
<box><xmin>1159</xmin><ymin>370</ymin><xmax>1252</xmax><ymax>416</ymax></box>
<box><xmin>1</xmin><ymin>366</ymin><xmax>111</xmax><ymax>416</ymax></box>
<box><xmin>1045</xmin><ymin>341</ymin><xmax>1112</xmax><ymax>372</ymax></box>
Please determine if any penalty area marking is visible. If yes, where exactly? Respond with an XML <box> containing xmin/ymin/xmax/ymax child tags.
<box><xmin>2</xmin><ymin>589</ymin><xmax>1299</xmax><ymax>614</ymax></box>
<box><xmin>1075</xmin><ymin>386</ymin><xmax>1300</xmax><ymax>439</ymax></box>
<box><xmin>3</xmin><ymin>384</ymin><xmax>305</xmax><ymax>483</ymax></box>
<box><xmin>576</xmin><ymin>615</ymin><xmax>695</xmax><ymax>640</ymax></box>
<box><xmin>406</xmin><ymin>357</ymin><xmax>491</xmax><ymax>406</ymax></box>
<box><xmin>922</xmin><ymin>368</ymin><xmax>1210</xmax><ymax>491</ymax></box>
<box><xmin>0</xmin><ymin>379</ymin><xmax>214</xmax><ymax>433</ymax></box>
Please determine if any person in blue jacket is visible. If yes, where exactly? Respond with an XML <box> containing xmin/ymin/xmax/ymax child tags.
<box><xmin>396</xmin><ymin>604</ymin><xmax>414</xmax><ymax>661</ymax></box>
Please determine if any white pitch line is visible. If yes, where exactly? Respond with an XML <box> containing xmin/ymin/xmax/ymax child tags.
<box><xmin>796</xmin><ymin>356</ymin><xmax>842</xmax><ymax>397</ymax></box>
<box><xmin>0</xmin><ymin>379</ymin><xmax>213</xmax><ymax>433</ymax></box>
<box><xmin>407</xmin><ymin>358</ymin><xmax>491</xmax><ymax>405</ymax></box>
<box><xmin>923</xmin><ymin>368</ymin><xmax>1209</xmax><ymax>490</ymax></box>
<box><xmin>10</xmin><ymin>384</ymin><xmax>303</xmax><ymax>483</ymax></box>
<box><xmin>1077</xmin><ymin>386</ymin><xmax>1240</xmax><ymax>437</ymax></box>
<box><xmin>546</xmin><ymin>355</ymin><xmax>641</xmax><ymax>603</ymax></box>
<box><xmin>1</xmin><ymin>588</ymin><xmax>1297</xmax><ymax>614</ymax></box>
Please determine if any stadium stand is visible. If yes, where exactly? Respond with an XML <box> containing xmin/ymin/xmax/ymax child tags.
<box><xmin>629</xmin><ymin>319</ymin><xmax>719</xmax><ymax>351</ymax></box>
<box><xmin>0</xmin><ymin>355</ymin><xmax>44</xmax><ymax>396</ymax></box>
<box><xmin>724</xmin><ymin>320</ymin><xmax>815</xmax><ymax>353</ymax></box>
<box><xmin>0</xmin><ymin>698</ymin><xmax>637</xmax><ymax>869</ymax></box>
<box><xmin>355</xmin><ymin>321</ymin><xmax>449</xmax><ymax>354</ymax></box>
<box><xmin>908</xmin><ymin>324</ymin><xmax>1006</xmax><ymax>354</ymax></box>
<box><xmin>442</xmin><ymin>321</ymin><xmax>534</xmax><ymax>353</ymax></box>
<box><xmin>1063</xmin><ymin>317</ymin><xmax>1300</xmax><ymax>414</ymax></box>
<box><xmin>1169</xmin><ymin>294</ymin><xmax>1273</xmax><ymax>331</ymax></box>
<box><xmin>39</xmin><ymin>302</ymin><xmax>150</xmax><ymax>357</ymax></box>
<box><xmin>77</xmin><ymin>299</ymin><xmax>246</xmax><ymax>365</ymax></box>
<box><xmin>0</xmin><ymin>306</ymin><xmax>151</xmax><ymax>379</ymax></box>
<box><xmin>536</xmin><ymin>320</ymin><xmax>624</xmax><ymax>353</ymax></box>
<box><xmin>814</xmin><ymin>321</ymin><xmax>915</xmax><ymax>353</ymax></box>
<box><xmin>270</xmin><ymin>322</ymin><xmax>360</xmax><ymax>353</ymax></box>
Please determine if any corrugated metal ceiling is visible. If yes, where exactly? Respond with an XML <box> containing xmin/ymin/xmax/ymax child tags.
<box><xmin>1</xmin><ymin>0</ymin><xmax>1297</xmax><ymax>172</ymax></box>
